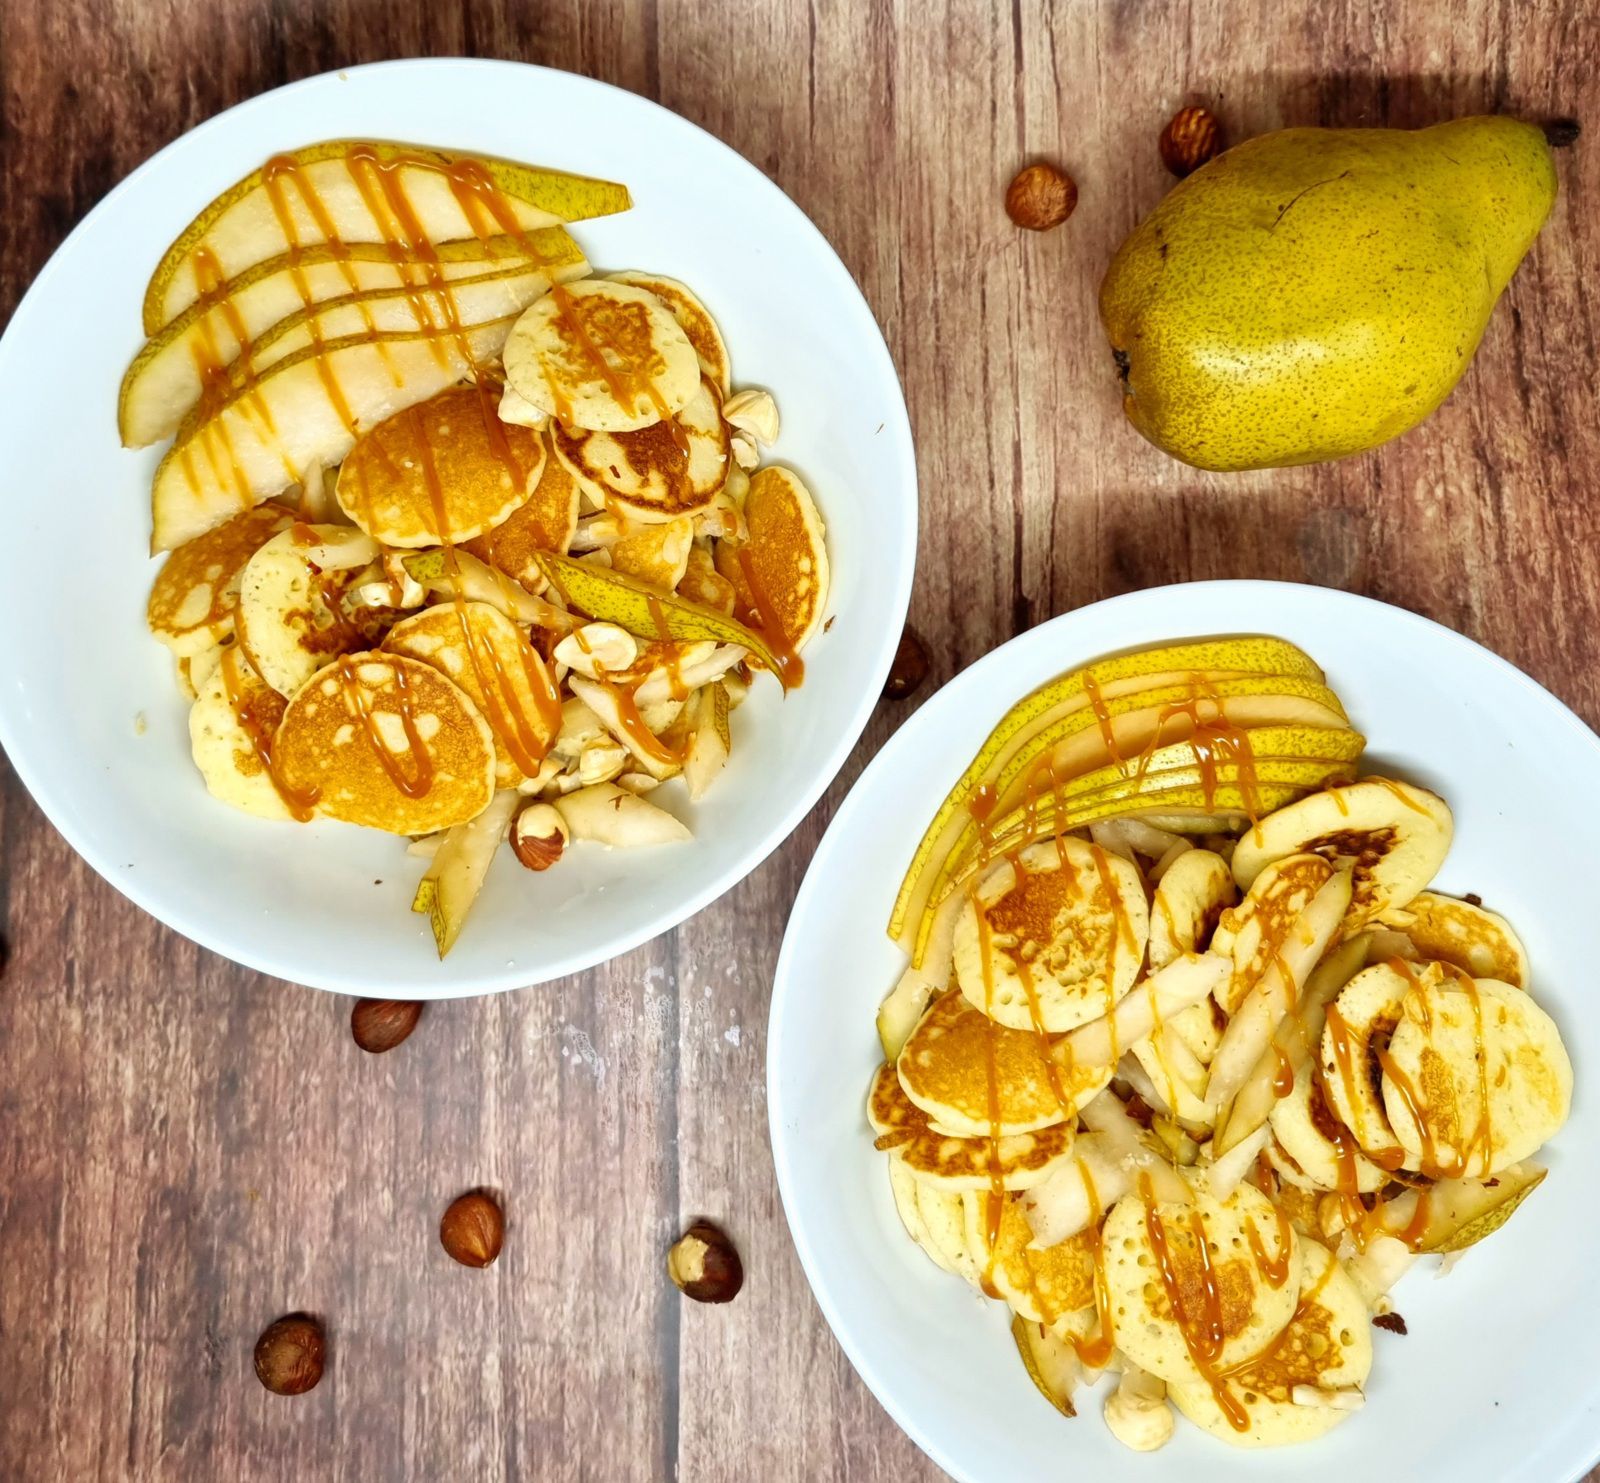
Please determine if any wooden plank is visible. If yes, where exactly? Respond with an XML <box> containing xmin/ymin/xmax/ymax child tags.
<box><xmin>1</xmin><ymin>0</ymin><xmax>1598</xmax><ymax>1479</ymax></box>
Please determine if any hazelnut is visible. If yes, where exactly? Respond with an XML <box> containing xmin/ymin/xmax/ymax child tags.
<box><xmin>1372</xmin><ymin>1311</ymin><xmax>1408</xmax><ymax>1335</ymax></box>
<box><xmin>1004</xmin><ymin>161</ymin><xmax>1078</xmax><ymax>231</ymax></box>
<box><xmin>1159</xmin><ymin>106</ymin><xmax>1224</xmax><ymax>178</ymax></box>
<box><xmin>1544</xmin><ymin>117</ymin><xmax>1581</xmax><ymax>148</ymax></box>
<box><xmin>440</xmin><ymin>1190</ymin><xmax>504</xmax><ymax>1268</ymax></box>
<box><xmin>667</xmin><ymin>1220</ymin><xmax>743</xmax><ymax>1303</ymax></box>
<box><xmin>511</xmin><ymin>801</ymin><xmax>569</xmax><ymax>871</ymax></box>
<box><xmin>882</xmin><ymin>627</ymin><xmax>930</xmax><ymax>700</ymax></box>
<box><xmin>253</xmin><ymin>1314</ymin><xmax>325</xmax><ymax>1395</ymax></box>
<box><xmin>722</xmin><ymin>388</ymin><xmax>780</xmax><ymax>445</ymax></box>
<box><xmin>350</xmin><ymin>998</ymin><xmax>423</xmax><ymax>1054</ymax></box>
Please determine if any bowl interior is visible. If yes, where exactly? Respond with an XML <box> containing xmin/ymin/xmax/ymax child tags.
<box><xmin>0</xmin><ymin>60</ymin><xmax>915</xmax><ymax>994</ymax></box>
<box><xmin>769</xmin><ymin>580</ymin><xmax>1600</xmax><ymax>1483</ymax></box>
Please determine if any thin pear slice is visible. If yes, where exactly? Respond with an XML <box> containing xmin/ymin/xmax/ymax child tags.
<box><xmin>896</xmin><ymin>680</ymin><xmax>1348</xmax><ymax>951</ymax></box>
<box><xmin>145</xmin><ymin>140</ymin><xmax>631</xmax><ymax>332</ymax></box>
<box><xmin>917</xmin><ymin>674</ymin><xmax>1347</xmax><ymax>927</ymax></box>
<box><xmin>237</xmin><ymin>265</ymin><xmax>572</xmax><ymax>384</ymax></box>
<box><xmin>119</xmin><ymin>231</ymin><xmax>583</xmax><ymax>447</ymax></box>
<box><xmin>1206</xmin><ymin>868</ymin><xmax>1355</xmax><ymax>1111</ymax></box>
<box><xmin>411</xmin><ymin>789</ymin><xmax>520</xmax><ymax>958</ymax></box>
<box><xmin>532</xmin><ymin>551</ymin><xmax>785</xmax><ymax>681</ymax></box>
<box><xmin>889</xmin><ymin>637</ymin><xmax>1329</xmax><ymax>942</ymax></box>
<box><xmin>1012</xmin><ymin>1315</ymin><xmax>1082</xmax><ymax>1418</ymax></box>
<box><xmin>151</xmin><ymin>320</ymin><xmax>515</xmax><ymax>551</ymax></box>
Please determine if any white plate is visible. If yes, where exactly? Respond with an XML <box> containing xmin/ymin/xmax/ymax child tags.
<box><xmin>769</xmin><ymin>581</ymin><xmax>1600</xmax><ymax>1483</ymax></box>
<box><xmin>0</xmin><ymin>59</ymin><xmax>915</xmax><ymax>995</ymax></box>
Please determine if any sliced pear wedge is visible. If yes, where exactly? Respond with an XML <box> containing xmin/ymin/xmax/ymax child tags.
<box><xmin>533</xmin><ymin>551</ymin><xmax>787</xmax><ymax>681</ymax></box>
<box><xmin>1012</xmin><ymin>1314</ymin><xmax>1081</xmax><ymax>1418</ymax></box>
<box><xmin>889</xmin><ymin>636</ymin><xmax>1329</xmax><ymax>942</ymax></box>
<box><xmin>119</xmin><ymin>231</ymin><xmax>583</xmax><ymax>446</ymax></box>
<box><xmin>1231</xmin><ymin>777</ymin><xmax>1452</xmax><ymax>926</ymax></box>
<box><xmin>412</xmin><ymin>789</ymin><xmax>519</xmax><ymax>957</ymax></box>
<box><xmin>151</xmin><ymin>320</ymin><xmax>515</xmax><ymax>551</ymax></box>
<box><xmin>145</xmin><ymin>141</ymin><xmax>630</xmax><ymax>332</ymax></box>
<box><xmin>682</xmin><ymin>681</ymin><xmax>731</xmax><ymax>801</ymax></box>
<box><xmin>552</xmin><ymin>781</ymin><xmax>691</xmax><ymax>847</ymax></box>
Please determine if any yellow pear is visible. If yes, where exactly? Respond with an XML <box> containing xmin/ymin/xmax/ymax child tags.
<box><xmin>1100</xmin><ymin>117</ymin><xmax>1557</xmax><ymax>470</ymax></box>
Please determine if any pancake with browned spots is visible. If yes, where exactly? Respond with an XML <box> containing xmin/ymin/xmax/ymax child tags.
<box><xmin>714</xmin><ymin>466</ymin><xmax>829</xmax><ymax>650</ymax></box>
<box><xmin>148</xmin><ymin>502</ymin><xmax>294</xmax><ymax>655</ymax></box>
<box><xmin>460</xmin><ymin>428</ymin><xmax>578</xmax><ymax>591</ymax></box>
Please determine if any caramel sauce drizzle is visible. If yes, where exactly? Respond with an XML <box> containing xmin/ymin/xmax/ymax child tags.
<box><xmin>733</xmin><ymin>547</ymin><xmax>805</xmax><ymax>689</ymax></box>
<box><xmin>646</xmin><ymin>595</ymin><xmax>690</xmax><ymax>702</ymax></box>
<box><xmin>1139</xmin><ymin>1173</ymin><xmax>1250</xmax><ymax>1431</ymax></box>
<box><xmin>1070</xmin><ymin>1233</ymin><xmax>1118</xmax><ymax>1370</ymax></box>
<box><xmin>1245</xmin><ymin>1207</ymin><xmax>1293</xmax><ymax>1289</ymax></box>
<box><xmin>1082</xmin><ymin>670</ymin><xmax>1123</xmax><ymax>767</ymax></box>
<box><xmin>334</xmin><ymin>654</ymin><xmax>435</xmax><ymax>798</ymax></box>
<box><xmin>1270</xmin><ymin>1043</ymin><xmax>1296</xmax><ymax>1100</ymax></box>
<box><xmin>220</xmin><ymin>646</ymin><xmax>319</xmax><ymax>821</ymax></box>
<box><xmin>600</xmin><ymin>680</ymin><xmax>687</xmax><ymax>769</ymax></box>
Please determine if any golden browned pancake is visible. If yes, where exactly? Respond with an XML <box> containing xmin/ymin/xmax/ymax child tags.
<box><xmin>336</xmin><ymin>386</ymin><xmax>545</xmax><ymax>546</ymax></box>
<box><xmin>502</xmin><ymin>279</ymin><xmax>703</xmax><ymax>432</ymax></box>
<box><xmin>607</xmin><ymin>271</ymin><xmax>731</xmax><ymax>394</ymax></box>
<box><xmin>147</xmin><ymin>502</ymin><xmax>294</xmax><ymax>655</ymax></box>
<box><xmin>677</xmin><ymin>543</ymin><xmax>736</xmax><ymax>613</ymax></box>
<box><xmin>383</xmin><ymin>601</ymin><xmax>561</xmax><ymax>786</ymax></box>
<box><xmin>714</xmin><ymin>466</ymin><xmax>829</xmax><ymax>651</ymax></box>
<box><xmin>276</xmin><ymin>652</ymin><xmax>496</xmax><ymax>834</ymax></box>
<box><xmin>609</xmin><ymin>515</ymin><xmax>694</xmax><ymax>590</ymax></box>
<box><xmin>460</xmin><ymin>429</ymin><xmax>578</xmax><ymax>591</ymax></box>
<box><xmin>551</xmin><ymin>378</ymin><xmax>728</xmax><ymax>522</ymax></box>
<box><xmin>896</xmin><ymin>988</ymin><xmax>1111</xmax><ymax>1136</ymax></box>
<box><xmin>1380</xmin><ymin>891</ymin><xmax>1529</xmax><ymax>987</ymax></box>
<box><xmin>867</xmin><ymin>1062</ymin><xmax>1075</xmax><ymax>1191</ymax></box>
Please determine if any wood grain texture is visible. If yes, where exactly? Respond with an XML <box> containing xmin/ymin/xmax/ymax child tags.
<box><xmin>2</xmin><ymin>1</ymin><xmax>1598</xmax><ymax>1478</ymax></box>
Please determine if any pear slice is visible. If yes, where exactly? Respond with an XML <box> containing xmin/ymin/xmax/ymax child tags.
<box><xmin>145</xmin><ymin>140</ymin><xmax>630</xmax><ymax>332</ymax></box>
<box><xmin>888</xmin><ymin>637</ymin><xmax>1329</xmax><ymax>942</ymax></box>
<box><xmin>532</xmin><ymin>551</ymin><xmax>787</xmax><ymax>681</ymax></box>
<box><xmin>1011</xmin><ymin>1316</ymin><xmax>1082</xmax><ymax>1418</ymax></box>
<box><xmin>682</xmin><ymin>681</ymin><xmax>731</xmax><ymax>801</ymax></box>
<box><xmin>411</xmin><ymin>789</ymin><xmax>520</xmax><ymax>957</ymax></box>
<box><xmin>1416</xmin><ymin>1162</ymin><xmax>1546</xmax><ymax>1253</ymax></box>
<box><xmin>119</xmin><ymin>230</ymin><xmax>584</xmax><ymax>447</ymax></box>
<box><xmin>151</xmin><ymin>320</ymin><xmax>516</xmax><ymax>551</ymax></box>
<box><xmin>238</xmin><ymin>264</ymin><xmax>571</xmax><ymax>384</ymax></box>
<box><xmin>551</xmin><ymin>781</ymin><xmax>691</xmax><ymax>847</ymax></box>
<box><xmin>1231</xmin><ymin>777</ymin><xmax>1453</xmax><ymax>926</ymax></box>
<box><xmin>876</xmin><ymin>964</ymin><xmax>942</xmax><ymax>1062</ymax></box>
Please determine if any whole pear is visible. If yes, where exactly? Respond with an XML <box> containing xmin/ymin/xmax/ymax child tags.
<box><xmin>1099</xmin><ymin>117</ymin><xmax>1557</xmax><ymax>471</ymax></box>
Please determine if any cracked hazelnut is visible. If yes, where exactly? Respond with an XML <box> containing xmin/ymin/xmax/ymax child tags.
<box><xmin>440</xmin><ymin>1190</ymin><xmax>504</xmax><ymax>1268</ymax></box>
<box><xmin>1005</xmin><ymin>161</ymin><xmax>1077</xmax><ymax>231</ymax></box>
<box><xmin>882</xmin><ymin>627</ymin><xmax>930</xmax><ymax>700</ymax></box>
<box><xmin>722</xmin><ymin>388</ymin><xmax>780</xmax><ymax>445</ymax></box>
<box><xmin>511</xmin><ymin>801</ymin><xmax>569</xmax><ymax>871</ymax></box>
<box><xmin>254</xmin><ymin>1314</ymin><xmax>325</xmax><ymax>1395</ymax></box>
<box><xmin>350</xmin><ymin>998</ymin><xmax>423</xmax><ymax>1053</ymax></box>
<box><xmin>667</xmin><ymin>1220</ymin><xmax>743</xmax><ymax>1303</ymax></box>
<box><xmin>1159</xmin><ymin>106</ymin><xmax>1224</xmax><ymax>177</ymax></box>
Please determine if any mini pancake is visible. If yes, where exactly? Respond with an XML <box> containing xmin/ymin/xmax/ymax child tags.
<box><xmin>1270</xmin><ymin>1061</ymin><xmax>1387</xmax><ymax>1194</ymax></box>
<box><xmin>608</xmin><ymin>271</ymin><xmax>731</xmax><ymax>394</ymax></box>
<box><xmin>868</xmin><ymin>1062</ymin><xmax>1075</xmax><ymax>1192</ymax></box>
<box><xmin>1169</xmin><ymin>1240</ymin><xmax>1372</xmax><ymax>1448</ymax></box>
<box><xmin>714</xmin><ymin>466</ymin><xmax>830</xmax><ymax>652</ymax></box>
<box><xmin>952</xmin><ymin>838</ymin><xmax>1148</xmax><ymax>1035</ymax></box>
<box><xmin>886</xmin><ymin>1158</ymin><xmax>970</xmax><ymax>1280</ymax></box>
<box><xmin>383</xmin><ymin>601</ymin><xmax>560</xmax><ymax>787</ymax></box>
<box><xmin>178</xmin><ymin>640</ymin><xmax>228</xmax><ymax>701</ymax></box>
<box><xmin>896</xmin><ymin>988</ymin><xmax>1113</xmax><ymax>1137</ymax></box>
<box><xmin>1102</xmin><ymin>1182</ymin><xmax>1301</xmax><ymax>1387</ymax></box>
<box><xmin>237</xmin><ymin>525</ymin><xmax>383</xmax><ymax>697</ymax></box>
<box><xmin>1382</xmin><ymin>975</ymin><xmax>1571</xmax><ymax>1178</ymax></box>
<box><xmin>188</xmin><ymin>646</ymin><xmax>292</xmax><ymax>820</ymax></box>
<box><xmin>1149</xmin><ymin>848</ymin><xmax>1236</xmax><ymax>969</ymax></box>
<box><xmin>460</xmin><ymin>434</ymin><xmax>580</xmax><ymax>592</ymax></box>
<box><xmin>961</xmin><ymin>1193</ymin><xmax>1097</xmax><ymax>1324</ymax></box>
<box><xmin>275</xmin><ymin>652</ymin><xmax>496</xmax><ymax>834</ymax></box>
<box><xmin>336</xmin><ymin>385</ymin><xmax>545</xmax><ymax>547</ymax></box>
<box><xmin>148</xmin><ymin>502</ymin><xmax>294</xmax><ymax>656</ymax></box>
<box><xmin>1212</xmin><ymin>854</ymin><xmax>1336</xmax><ymax>1015</ymax></box>
<box><xmin>1231</xmin><ymin>778</ymin><xmax>1453</xmax><ymax>927</ymax></box>
<box><xmin>609</xmin><ymin>515</ymin><xmax>695</xmax><ymax>590</ymax></box>
<box><xmin>552</xmin><ymin>378</ymin><xmax>729</xmax><ymax>522</ymax></box>
<box><xmin>1319</xmin><ymin>961</ymin><xmax>1416</xmax><ymax>1156</ymax></box>
<box><xmin>1378</xmin><ymin>890</ymin><xmax>1529</xmax><ymax>988</ymax></box>
<box><xmin>502</xmin><ymin>279</ymin><xmax>701</xmax><ymax>431</ymax></box>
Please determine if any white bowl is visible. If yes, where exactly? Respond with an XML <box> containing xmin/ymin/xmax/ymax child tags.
<box><xmin>0</xmin><ymin>59</ymin><xmax>916</xmax><ymax>995</ymax></box>
<box><xmin>769</xmin><ymin>581</ymin><xmax>1600</xmax><ymax>1483</ymax></box>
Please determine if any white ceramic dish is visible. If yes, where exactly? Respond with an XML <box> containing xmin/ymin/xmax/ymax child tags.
<box><xmin>769</xmin><ymin>581</ymin><xmax>1600</xmax><ymax>1483</ymax></box>
<box><xmin>0</xmin><ymin>59</ymin><xmax>916</xmax><ymax>995</ymax></box>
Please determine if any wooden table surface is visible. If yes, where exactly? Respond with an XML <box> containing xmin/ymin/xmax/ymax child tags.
<box><xmin>3</xmin><ymin>1</ymin><xmax>1598</xmax><ymax>1478</ymax></box>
